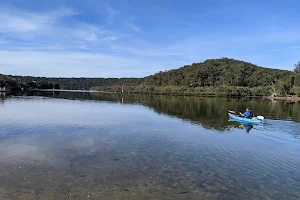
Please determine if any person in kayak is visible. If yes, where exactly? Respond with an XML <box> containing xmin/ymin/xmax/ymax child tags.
<box><xmin>239</xmin><ymin>108</ymin><xmax>254</xmax><ymax>119</ymax></box>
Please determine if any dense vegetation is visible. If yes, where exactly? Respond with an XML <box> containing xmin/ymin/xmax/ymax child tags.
<box><xmin>0</xmin><ymin>74</ymin><xmax>140</xmax><ymax>91</ymax></box>
<box><xmin>1</xmin><ymin>58</ymin><xmax>300</xmax><ymax>97</ymax></box>
<box><xmin>92</xmin><ymin>58</ymin><xmax>300</xmax><ymax>97</ymax></box>
<box><xmin>144</xmin><ymin>58</ymin><xmax>291</xmax><ymax>87</ymax></box>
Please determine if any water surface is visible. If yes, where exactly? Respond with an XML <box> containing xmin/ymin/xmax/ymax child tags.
<box><xmin>0</xmin><ymin>92</ymin><xmax>300</xmax><ymax>200</ymax></box>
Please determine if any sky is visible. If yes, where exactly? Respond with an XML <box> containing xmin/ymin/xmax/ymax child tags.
<box><xmin>0</xmin><ymin>0</ymin><xmax>299</xmax><ymax>78</ymax></box>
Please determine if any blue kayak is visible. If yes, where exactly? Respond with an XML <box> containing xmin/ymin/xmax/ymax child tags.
<box><xmin>228</xmin><ymin>113</ymin><xmax>263</xmax><ymax>124</ymax></box>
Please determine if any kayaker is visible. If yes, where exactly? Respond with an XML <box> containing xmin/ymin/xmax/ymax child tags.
<box><xmin>239</xmin><ymin>108</ymin><xmax>253</xmax><ymax>119</ymax></box>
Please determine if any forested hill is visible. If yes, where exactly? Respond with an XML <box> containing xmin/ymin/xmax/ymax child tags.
<box><xmin>143</xmin><ymin>58</ymin><xmax>293</xmax><ymax>87</ymax></box>
<box><xmin>93</xmin><ymin>58</ymin><xmax>300</xmax><ymax>97</ymax></box>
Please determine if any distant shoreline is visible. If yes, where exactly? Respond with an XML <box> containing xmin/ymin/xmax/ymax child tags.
<box><xmin>33</xmin><ymin>89</ymin><xmax>117</xmax><ymax>93</ymax></box>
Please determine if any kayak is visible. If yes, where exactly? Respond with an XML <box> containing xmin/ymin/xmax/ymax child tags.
<box><xmin>228</xmin><ymin>113</ymin><xmax>263</xmax><ymax>124</ymax></box>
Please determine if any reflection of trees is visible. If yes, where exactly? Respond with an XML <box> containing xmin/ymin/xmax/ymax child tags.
<box><xmin>143</xmin><ymin>96</ymin><xmax>233</xmax><ymax>131</ymax></box>
<box><xmin>0</xmin><ymin>92</ymin><xmax>6</xmax><ymax>105</ymax></box>
<box><xmin>12</xmin><ymin>92</ymin><xmax>300</xmax><ymax>131</ymax></box>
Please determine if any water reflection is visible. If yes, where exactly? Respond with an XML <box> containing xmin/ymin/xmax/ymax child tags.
<box><xmin>0</xmin><ymin>92</ymin><xmax>5</xmax><ymax>98</ymax></box>
<box><xmin>0</xmin><ymin>92</ymin><xmax>5</xmax><ymax>106</ymax></box>
<box><xmin>0</xmin><ymin>92</ymin><xmax>300</xmax><ymax>199</ymax></box>
<box><xmin>11</xmin><ymin>91</ymin><xmax>300</xmax><ymax>129</ymax></box>
<box><xmin>238</xmin><ymin>123</ymin><xmax>254</xmax><ymax>133</ymax></box>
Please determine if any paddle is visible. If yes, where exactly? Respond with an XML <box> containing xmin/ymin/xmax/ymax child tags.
<box><xmin>256</xmin><ymin>116</ymin><xmax>265</xmax><ymax>120</ymax></box>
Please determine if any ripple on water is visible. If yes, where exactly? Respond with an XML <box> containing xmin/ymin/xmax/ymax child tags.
<box><xmin>0</xmin><ymin>96</ymin><xmax>300</xmax><ymax>200</ymax></box>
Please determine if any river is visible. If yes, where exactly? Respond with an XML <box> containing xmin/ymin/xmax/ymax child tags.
<box><xmin>0</xmin><ymin>91</ymin><xmax>299</xmax><ymax>199</ymax></box>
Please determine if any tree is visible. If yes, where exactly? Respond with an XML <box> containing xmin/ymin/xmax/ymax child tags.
<box><xmin>54</xmin><ymin>83</ymin><xmax>60</xmax><ymax>89</ymax></box>
<box><xmin>27</xmin><ymin>81</ymin><xmax>37</xmax><ymax>89</ymax></box>
<box><xmin>294</xmin><ymin>61</ymin><xmax>300</xmax><ymax>72</ymax></box>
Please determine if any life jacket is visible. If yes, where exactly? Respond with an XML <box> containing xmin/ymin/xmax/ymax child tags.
<box><xmin>249</xmin><ymin>110</ymin><xmax>254</xmax><ymax>119</ymax></box>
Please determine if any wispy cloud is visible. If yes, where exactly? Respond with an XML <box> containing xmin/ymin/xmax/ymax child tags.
<box><xmin>0</xmin><ymin>6</ymin><xmax>121</xmax><ymax>52</ymax></box>
<box><xmin>125</xmin><ymin>22</ymin><xmax>141</xmax><ymax>33</ymax></box>
<box><xmin>73</xmin><ymin>24</ymin><xmax>102</xmax><ymax>42</ymax></box>
<box><xmin>0</xmin><ymin>7</ymin><xmax>76</xmax><ymax>34</ymax></box>
<box><xmin>104</xmin><ymin>5</ymin><xmax>119</xmax><ymax>24</ymax></box>
<box><xmin>72</xmin><ymin>23</ymin><xmax>118</xmax><ymax>44</ymax></box>
<box><xmin>0</xmin><ymin>50</ymin><xmax>184</xmax><ymax>77</ymax></box>
<box><xmin>110</xmin><ymin>45</ymin><xmax>183</xmax><ymax>58</ymax></box>
<box><xmin>0</xmin><ymin>12</ymin><xmax>42</xmax><ymax>33</ymax></box>
<box><xmin>0</xmin><ymin>39</ymin><xmax>8</xmax><ymax>44</ymax></box>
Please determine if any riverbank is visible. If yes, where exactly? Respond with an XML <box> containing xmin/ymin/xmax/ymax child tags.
<box><xmin>34</xmin><ymin>89</ymin><xmax>300</xmax><ymax>102</ymax></box>
<box><xmin>9</xmin><ymin>88</ymin><xmax>300</xmax><ymax>102</ymax></box>
<box><xmin>33</xmin><ymin>89</ymin><xmax>118</xmax><ymax>93</ymax></box>
<box><xmin>266</xmin><ymin>96</ymin><xmax>300</xmax><ymax>102</ymax></box>
<box><xmin>91</xmin><ymin>85</ymin><xmax>273</xmax><ymax>97</ymax></box>
<box><xmin>90</xmin><ymin>85</ymin><xmax>298</xmax><ymax>100</ymax></box>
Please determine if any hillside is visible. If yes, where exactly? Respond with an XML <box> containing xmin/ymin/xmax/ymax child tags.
<box><xmin>143</xmin><ymin>58</ymin><xmax>292</xmax><ymax>87</ymax></box>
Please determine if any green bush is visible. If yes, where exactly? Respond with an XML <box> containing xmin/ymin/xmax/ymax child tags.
<box><xmin>291</xmin><ymin>87</ymin><xmax>300</xmax><ymax>96</ymax></box>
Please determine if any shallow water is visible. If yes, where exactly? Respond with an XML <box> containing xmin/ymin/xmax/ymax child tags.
<box><xmin>0</xmin><ymin>92</ymin><xmax>300</xmax><ymax>199</ymax></box>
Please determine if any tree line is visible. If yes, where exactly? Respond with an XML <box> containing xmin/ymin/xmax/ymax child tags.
<box><xmin>0</xmin><ymin>74</ymin><xmax>141</xmax><ymax>91</ymax></box>
<box><xmin>1</xmin><ymin>58</ymin><xmax>300</xmax><ymax>97</ymax></box>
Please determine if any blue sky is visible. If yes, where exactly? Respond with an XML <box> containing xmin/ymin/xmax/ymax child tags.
<box><xmin>0</xmin><ymin>0</ymin><xmax>299</xmax><ymax>77</ymax></box>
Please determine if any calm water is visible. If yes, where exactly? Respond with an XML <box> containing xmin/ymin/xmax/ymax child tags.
<box><xmin>0</xmin><ymin>92</ymin><xmax>300</xmax><ymax>200</ymax></box>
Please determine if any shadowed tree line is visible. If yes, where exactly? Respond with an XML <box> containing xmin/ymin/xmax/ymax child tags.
<box><xmin>2</xmin><ymin>58</ymin><xmax>300</xmax><ymax>97</ymax></box>
<box><xmin>0</xmin><ymin>74</ymin><xmax>141</xmax><ymax>91</ymax></box>
<box><xmin>0</xmin><ymin>75</ymin><xmax>60</xmax><ymax>91</ymax></box>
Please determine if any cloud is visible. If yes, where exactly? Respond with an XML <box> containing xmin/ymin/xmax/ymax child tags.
<box><xmin>126</xmin><ymin>22</ymin><xmax>141</xmax><ymax>33</ymax></box>
<box><xmin>0</xmin><ymin>39</ymin><xmax>8</xmax><ymax>44</ymax></box>
<box><xmin>0</xmin><ymin>13</ymin><xmax>41</xmax><ymax>33</ymax></box>
<box><xmin>0</xmin><ymin>7</ymin><xmax>76</xmax><ymax>34</ymax></box>
<box><xmin>73</xmin><ymin>25</ymin><xmax>101</xmax><ymax>42</ymax></box>
<box><xmin>72</xmin><ymin>23</ymin><xmax>118</xmax><ymax>44</ymax></box>
<box><xmin>104</xmin><ymin>5</ymin><xmax>119</xmax><ymax>24</ymax></box>
<box><xmin>0</xmin><ymin>6</ymin><xmax>121</xmax><ymax>52</ymax></box>
<box><xmin>0</xmin><ymin>50</ymin><xmax>185</xmax><ymax>77</ymax></box>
